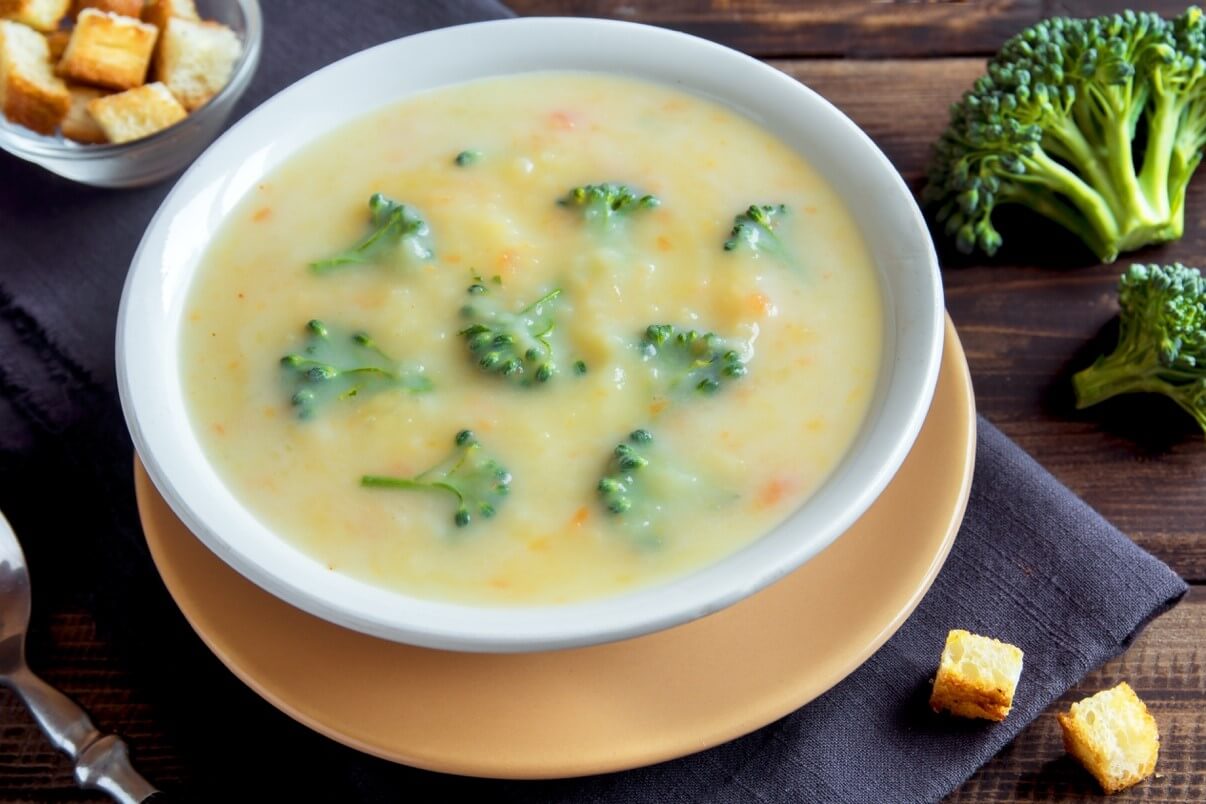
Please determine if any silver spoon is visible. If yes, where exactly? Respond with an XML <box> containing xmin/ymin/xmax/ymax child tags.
<box><xmin>0</xmin><ymin>508</ymin><xmax>161</xmax><ymax>803</ymax></box>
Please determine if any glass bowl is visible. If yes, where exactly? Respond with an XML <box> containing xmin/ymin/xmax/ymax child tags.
<box><xmin>0</xmin><ymin>0</ymin><xmax>262</xmax><ymax>188</ymax></box>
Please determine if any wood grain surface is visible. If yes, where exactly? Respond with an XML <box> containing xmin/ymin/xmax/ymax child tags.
<box><xmin>2</xmin><ymin>2</ymin><xmax>1203</xmax><ymax>802</ymax></box>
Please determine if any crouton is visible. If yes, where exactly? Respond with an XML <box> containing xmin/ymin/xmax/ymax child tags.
<box><xmin>929</xmin><ymin>629</ymin><xmax>1024</xmax><ymax>721</ymax></box>
<box><xmin>0</xmin><ymin>0</ymin><xmax>71</xmax><ymax>32</ymax></box>
<box><xmin>60</xmin><ymin>82</ymin><xmax>105</xmax><ymax>142</ymax></box>
<box><xmin>73</xmin><ymin>0</ymin><xmax>144</xmax><ymax>20</ymax></box>
<box><xmin>59</xmin><ymin>8</ymin><xmax>157</xmax><ymax>90</ymax></box>
<box><xmin>0</xmin><ymin>19</ymin><xmax>69</xmax><ymax>134</ymax></box>
<box><xmin>155</xmin><ymin>16</ymin><xmax>237</xmax><ymax>110</ymax></box>
<box><xmin>1058</xmin><ymin>683</ymin><xmax>1159</xmax><ymax>794</ymax></box>
<box><xmin>45</xmin><ymin>27</ymin><xmax>68</xmax><ymax>61</ymax></box>
<box><xmin>86</xmin><ymin>79</ymin><xmax>182</xmax><ymax>142</ymax></box>
<box><xmin>141</xmin><ymin>0</ymin><xmax>194</xmax><ymax>33</ymax></box>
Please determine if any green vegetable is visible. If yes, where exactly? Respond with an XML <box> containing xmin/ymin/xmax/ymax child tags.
<box><xmin>459</xmin><ymin>283</ymin><xmax>566</xmax><ymax>386</ymax></box>
<box><xmin>595</xmin><ymin>429</ymin><xmax>706</xmax><ymax>549</ymax></box>
<box><xmin>558</xmin><ymin>182</ymin><xmax>660</xmax><ymax>230</ymax></box>
<box><xmin>724</xmin><ymin>204</ymin><xmax>790</xmax><ymax>261</ymax></box>
<box><xmin>280</xmin><ymin>320</ymin><xmax>431</xmax><ymax>419</ymax></box>
<box><xmin>311</xmin><ymin>193</ymin><xmax>434</xmax><ymax>272</ymax></box>
<box><xmin>923</xmin><ymin>8</ymin><xmax>1206</xmax><ymax>262</ymax></box>
<box><xmin>454</xmin><ymin>149</ymin><xmax>482</xmax><ymax>167</ymax></box>
<box><xmin>362</xmin><ymin>429</ymin><xmax>512</xmax><ymax>528</ymax></box>
<box><xmin>1073</xmin><ymin>263</ymin><xmax>1206</xmax><ymax>432</ymax></box>
<box><xmin>639</xmin><ymin>324</ymin><xmax>749</xmax><ymax>395</ymax></box>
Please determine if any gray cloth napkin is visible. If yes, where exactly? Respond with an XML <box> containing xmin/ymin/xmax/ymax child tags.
<box><xmin>0</xmin><ymin>2</ymin><xmax>1187</xmax><ymax>803</ymax></box>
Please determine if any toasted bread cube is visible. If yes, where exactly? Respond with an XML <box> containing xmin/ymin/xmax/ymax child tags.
<box><xmin>930</xmin><ymin>629</ymin><xmax>1024</xmax><ymax>721</ymax></box>
<box><xmin>86</xmin><ymin>79</ymin><xmax>182</xmax><ymax>142</ymax></box>
<box><xmin>155</xmin><ymin>16</ymin><xmax>237</xmax><ymax>111</ymax></box>
<box><xmin>73</xmin><ymin>0</ymin><xmax>144</xmax><ymax>19</ymax></box>
<box><xmin>60</xmin><ymin>82</ymin><xmax>106</xmax><ymax>142</ymax></box>
<box><xmin>0</xmin><ymin>20</ymin><xmax>69</xmax><ymax>134</ymax></box>
<box><xmin>59</xmin><ymin>8</ymin><xmax>157</xmax><ymax>90</ymax></box>
<box><xmin>45</xmin><ymin>27</ymin><xmax>68</xmax><ymax>61</ymax></box>
<box><xmin>141</xmin><ymin>0</ymin><xmax>194</xmax><ymax>33</ymax></box>
<box><xmin>0</xmin><ymin>0</ymin><xmax>70</xmax><ymax>32</ymax></box>
<box><xmin>1058</xmin><ymin>683</ymin><xmax>1159</xmax><ymax>794</ymax></box>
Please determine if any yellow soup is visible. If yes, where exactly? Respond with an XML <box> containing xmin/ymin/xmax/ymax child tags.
<box><xmin>181</xmin><ymin>72</ymin><xmax>883</xmax><ymax>605</ymax></box>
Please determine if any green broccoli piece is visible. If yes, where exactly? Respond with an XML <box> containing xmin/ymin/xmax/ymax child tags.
<box><xmin>311</xmin><ymin>193</ymin><xmax>434</xmax><ymax>272</ymax></box>
<box><xmin>558</xmin><ymin>183</ymin><xmax>660</xmax><ymax>230</ymax></box>
<box><xmin>1073</xmin><ymin>263</ymin><xmax>1206</xmax><ymax>432</ymax></box>
<box><xmin>924</xmin><ymin>8</ymin><xmax>1206</xmax><ymax>262</ymax></box>
<box><xmin>459</xmin><ymin>283</ymin><xmax>566</xmax><ymax>386</ymax></box>
<box><xmin>723</xmin><ymin>204</ymin><xmax>790</xmax><ymax>260</ymax></box>
<box><xmin>639</xmin><ymin>324</ymin><xmax>749</xmax><ymax>395</ymax></box>
<box><xmin>361</xmin><ymin>429</ymin><xmax>512</xmax><ymax>528</ymax></box>
<box><xmin>596</xmin><ymin>429</ymin><xmax>710</xmax><ymax>549</ymax></box>
<box><xmin>454</xmin><ymin>149</ymin><xmax>482</xmax><ymax>167</ymax></box>
<box><xmin>280</xmin><ymin>320</ymin><xmax>432</xmax><ymax>419</ymax></box>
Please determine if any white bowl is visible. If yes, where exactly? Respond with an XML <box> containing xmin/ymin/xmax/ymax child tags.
<box><xmin>118</xmin><ymin>18</ymin><xmax>943</xmax><ymax>652</ymax></box>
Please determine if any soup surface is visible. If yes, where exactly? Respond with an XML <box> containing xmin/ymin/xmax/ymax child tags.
<box><xmin>182</xmin><ymin>72</ymin><xmax>883</xmax><ymax>605</ymax></box>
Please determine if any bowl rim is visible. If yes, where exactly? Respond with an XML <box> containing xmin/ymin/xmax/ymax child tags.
<box><xmin>117</xmin><ymin>16</ymin><xmax>944</xmax><ymax>653</ymax></box>
<box><xmin>0</xmin><ymin>0</ymin><xmax>263</xmax><ymax>159</ymax></box>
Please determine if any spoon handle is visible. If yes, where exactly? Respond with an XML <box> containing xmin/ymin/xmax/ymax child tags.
<box><xmin>5</xmin><ymin>664</ymin><xmax>159</xmax><ymax>804</ymax></box>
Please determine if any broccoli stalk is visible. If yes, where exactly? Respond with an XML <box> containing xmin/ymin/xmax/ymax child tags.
<box><xmin>924</xmin><ymin>8</ymin><xmax>1206</xmax><ymax>262</ymax></box>
<box><xmin>280</xmin><ymin>320</ymin><xmax>431</xmax><ymax>419</ymax></box>
<box><xmin>639</xmin><ymin>324</ymin><xmax>749</xmax><ymax>395</ymax></box>
<box><xmin>1073</xmin><ymin>263</ymin><xmax>1206</xmax><ymax>432</ymax></box>
<box><xmin>459</xmin><ymin>283</ymin><xmax>566</xmax><ymax>386</ymax></box>
<box><xmin>362</xmin><ymin>430</ymin><xmax>512</xmax><ymax>528</ymax></box>
<box><xmin>558</xmin><ymin>183</ymin><xmax>660</xmax><ymax>230</ymax></box>
<box><xmin>311</xmin><ymin>193</ymin><xmax>434</xmax><ymax>272</ymax></box>
<box><xmin>723</xmin><ymin>204</ymin><xmax>790</xmax><ymax>260</ymax></box>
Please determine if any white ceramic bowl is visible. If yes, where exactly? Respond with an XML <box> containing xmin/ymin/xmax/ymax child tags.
<box><xmin>118</xmin><ymin>18</ymin><xmax>943</xmax><ymax>652</ymax></box>
<box><xmin>0</xmin><ymin>0</ymin><xmax>261</xmax><ymax>188</ymax></box>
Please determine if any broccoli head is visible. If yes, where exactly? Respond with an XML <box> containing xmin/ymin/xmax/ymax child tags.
<box><xmin>639</xmin><ymin>324</ymin><xmax>749</xmax><ymax>395</ymax></box>
<box><xmin>361</xmin><ymin>429</ymin><xmax>512</xmax><ymax>528</ymax></box>
<box><xmin>558</xmin><ymin>183</ymin><xmax>660</xmax><ymax>230</ymax></box>
<box><xmin>311</xmin><ymin>193</ymin><xmax>434</xmax><ymax>272</ymax></box>
<box><xmin>924</xmin><ymin>8</ymin><xmax>1206</xmax><ymax>262</ymax></box>
<box><xmin>1073</xmin><ymin>263</ymin><xmax>1205</xmax><ymax>432</ymax></box>
<box><xmin>459</xmin><ymin>283</ymin><xmax>566</xmax><ymax>386</ymax></box>
<box><xmin>280</xmin><ymin>320</ymin><xmax>432</xmax><ymax>419</ymax></box>
<box><xmin>723</xmin><ymin>204</ymin><xmax>791</xmax><ymax>262</ymax></box>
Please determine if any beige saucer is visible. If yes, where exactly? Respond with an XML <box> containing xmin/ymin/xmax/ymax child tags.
<box><xmin>134</xmin><ymin>316</ymin><xmax>974</xmax><ymax>780</ymax></box>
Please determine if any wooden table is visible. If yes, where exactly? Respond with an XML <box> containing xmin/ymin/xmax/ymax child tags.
<box><xmin>2</xmin><ymin>2</ymin><xmax>1202</xmax><ymax>802</ymax></box>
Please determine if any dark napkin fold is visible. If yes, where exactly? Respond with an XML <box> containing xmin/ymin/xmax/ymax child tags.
<box><xmin>0</xmin><ymin>2</ymin><xmax>1187</xmax><ymax>803</ymax></box>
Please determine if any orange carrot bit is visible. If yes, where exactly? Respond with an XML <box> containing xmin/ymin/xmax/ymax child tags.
<box><xmin>496</xmin><ymin>249</ymin><xmax>519</xmax><ymax>279</ymax></box>
<box><xmin>549</xmin><ymin>110</ymin><xmax>576</xmax><ymax>131</ymax></box>
<box><xmin>251</xmin><ymin>206</ymin><xmax>272</xmax><ymax>222</ymax></box>
<box><xmin>757</xmin><ymin>478</ymin><xmax>793</xmax><ymax>509</ymax></box>
<box><xmin>569</xmin><ymin>506</ymin><xmax>589</xmax><ymax>528</ymax></box>
<box><xmin>445</xmin><ymin>253</ymin><xmax>462</xmax><ymax>264</ymax></box>
<box><xmin>656</xmin><ymin>235</ymin><xmax>673</xmax><ymax>252</ymax></box>
<box><xmin>490</xmin><ymin>577</ymin><xmax>512</xmax><ymax>589</ymax></box>
<box><xmin>745</xmin><ymin>292</ymin><xmax>777</xmax><ymax>318</ymax></box>
<box><xmin>212</xmin><ymin>422</ymin><xmax>226</xmax><ymax>436</ymax></box>
<box><xmin>804</xmin><ymin>205</ymin><xmax>818</xmax><ymax>215</ymax></box>
<box><xmin>529</xmin><ymin>537</ymin><xmax>552</xmax><ymax>552</ymax></box>
<box><xmin>649</xmin><ymin>399</ymin><xmax>668</xmax><ymax>415</ymax></box>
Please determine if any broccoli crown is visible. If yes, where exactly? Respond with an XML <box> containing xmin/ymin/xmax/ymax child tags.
<box><xmin>311</xmin><ymin>193</ymin><xmax>434</xmax><ymax>272</ymax></box>
<box><xmin>596</xmin><ymin>430</ymin><xmax>662</xmax><ymax>548</ymax></box>
<box><xmin>280</xmin><ymin>320</ymin><xmax>432</xmax><ymax>419</ymax></box>
<box><xmin>723</xmin><ymin>204</ymin><xmax>790</xmax><ymax>258</ymax></box>
<box><xmin>361</xmin><ymin>429</ymin><xmax>513</xmax><ymax>528</ymax></box>
<box><xmin>924</xmin><ymin>8</ymin><xmax>1206</xmax><ymax>262</ymax></box>
<box><xmin>639</xmin><ymin>324</ymin><xmax>749</xmax><ymax>395</ymax></box>
<box><xmin>557</xmin><ymin>182</ymin><xmax>660</xmax><ymax>229</ymax></box>
<box><xmin>459</xmin><ymin>283</ymin><xmax>566</xmax><ymax>386</ymax></box>
<box><xmin>1073</xmin><ymin>263</ymin><xmax>1206</xmax><ymax>432</ymax></box>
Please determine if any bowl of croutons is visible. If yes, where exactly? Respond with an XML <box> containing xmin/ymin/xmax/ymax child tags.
<box><xmin>0</xmin><ymin>0</ymin><xmax>260</xmax><ymax>187</ymax></box>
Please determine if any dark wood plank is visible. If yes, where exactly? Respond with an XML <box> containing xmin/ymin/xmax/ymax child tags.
<box><xmin>948</xmin><ymin>588</ymin><xmax>1205</xmax><ymax>802</ymax></box>
<box><xmin>510</xmin><ymin>0</ymin><xmax>1197</xmax><ymax>58</ymax></box>
<box><xmin>774</xmin><ymin>58</ymin><xmax>1206</xmax><ymax>581</ymax></box>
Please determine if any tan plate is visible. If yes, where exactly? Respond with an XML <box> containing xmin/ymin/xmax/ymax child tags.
<box><xmin>135</xmin><ymin>316</ymin><xmax>974</xmax><ymax>780</ymax></box>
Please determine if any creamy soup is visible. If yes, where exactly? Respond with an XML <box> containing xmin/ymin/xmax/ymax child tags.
<box><xmin>181</xmin><ymin>72</ymin><xmax>883</xmax><ymax>605</ymax></box>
